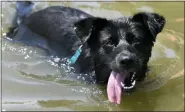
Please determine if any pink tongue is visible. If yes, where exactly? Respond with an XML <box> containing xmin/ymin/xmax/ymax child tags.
<box><xmin>107</xmin><ymin>71</ymin><xmax>124</xmax><ymax>104</ymax></box>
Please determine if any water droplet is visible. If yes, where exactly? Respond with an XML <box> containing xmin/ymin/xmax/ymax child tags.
<box><xmin>54</xmin><ymin>57</ymin><xmax>60</xmax><ymax>62</ymax></box>
<box><xmin>24</xmin><ymin>55</ymin><xmax>30</xmax><ymax>59</ymax></box>
<box><xmin>77</xmin><ymin>76</ymin><xmax>81</xmax><ymax>79</ymax></box>
<box><xmin>82</xmin><ymin>77</ymin><xmax>85</xmax><ymax>80</ymax></box>
<box><xmin>29</xmin><ymin>50</ymin><xmax>33</xmax><ymax>54</ymax></box>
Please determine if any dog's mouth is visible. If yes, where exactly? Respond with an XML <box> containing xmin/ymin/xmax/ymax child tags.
<box><xmin>107</xmin><ymin>71</ymin><xmax>137</xmax><ymax>104</ymax></box>
<box><xmin>121</xmin><ymin>72</ymin><xmax>136</xmax><ymax>91</ymax></box>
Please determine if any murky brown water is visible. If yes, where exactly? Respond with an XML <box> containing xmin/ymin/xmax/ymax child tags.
<box><xmin>1</xmin><ymin>1</ymin><xmax>184</xmax><ymax>111</ymax></box>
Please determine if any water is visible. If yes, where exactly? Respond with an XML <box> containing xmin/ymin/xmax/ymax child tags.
<box><xmin>1</xmin><ymin>1</ymin><xmax>184</xmax><ymax>111</ymax></box>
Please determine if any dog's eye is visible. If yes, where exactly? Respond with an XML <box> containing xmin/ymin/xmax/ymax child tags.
<box><xmin>107</xmin><ymin>41</ymin><xmax>114</xmax><ymax>47</ymax></box>
<box><xmin>133</xmin><ymin>37</ymin><xmax>140</xmax><ymax>43</ymax></box>
<box><xmin>126</xmin><ymin>33</ymin><xmax>135</xmax><ymax>44</ymax></box>
<box><xmin>108</xmin><ymin>37</ymin><xmax>119</xmax><ymax>47</ymax></box>
<box><xmin>107</xmin><ymin>38</ymin><xmax>114</xmax><ymax>46</ymax></box>
<box><xmin>126</xmin><ymin>33</ymin><xmax>140</xmax><ymax>44</ymax></box>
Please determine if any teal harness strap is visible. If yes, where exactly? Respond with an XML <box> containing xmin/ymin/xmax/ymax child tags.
<box><xmin>68</xmin><ymin>45</ymin><xmax>82</xmax><ymax>65</ymax></box>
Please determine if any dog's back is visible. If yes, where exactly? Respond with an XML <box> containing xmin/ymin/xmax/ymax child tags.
<box><xmin>24</xmin><ymin>6</ymin><xmax>92</xmax><ymax>41</ymax></box>
<box><xmin>7</xmin><ymin>2</ymin><xmax>93</xmax><ymax>57</ymax></box>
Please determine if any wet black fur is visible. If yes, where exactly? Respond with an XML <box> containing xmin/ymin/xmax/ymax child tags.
<box><xmin>7</xmin><ymin>2</ymin><xmax>166</xmax><ymax>86</ymax></box>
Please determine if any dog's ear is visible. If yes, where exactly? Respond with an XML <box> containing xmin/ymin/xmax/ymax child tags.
<box><xmin>74</xmin><ymin>17</ymin><xmax>108</xmax><ymax>44</ymax></box>
<box><xmin>132</xmin><ymin>12</ymin><xmax>165</xmax><ymax>40</ymax></box>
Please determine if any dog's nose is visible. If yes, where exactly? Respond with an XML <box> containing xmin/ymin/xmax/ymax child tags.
<box><xmin>118</xmin><ymin>56</ymin><xmax>133</xmax><ymax>67</ymax></box>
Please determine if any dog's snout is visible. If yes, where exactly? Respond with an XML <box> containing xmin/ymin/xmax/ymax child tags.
<box><xmin>118</xmin><ymin>56</ymin><xmax>133</xmax><ymax>67</ymax></box>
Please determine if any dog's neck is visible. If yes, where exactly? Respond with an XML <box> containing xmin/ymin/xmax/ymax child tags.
<box><xmin>70</xmin><ymin>43</ymin><xmax>94</xmax><ymax>74</ymax></box>
<box><xmin>68</xmin><ymin>38</ymin><xmax>110</xmax><ymax>83</ymax></box>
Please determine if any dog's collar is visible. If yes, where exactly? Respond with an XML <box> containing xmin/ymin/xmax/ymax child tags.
<box><xmin>68</xmin><ymin>45</ymin><xmax>83</xmax><ymax>65</ymax></box>
<box><xmin>68</xmin><ymin>26</ymin><xmax>85</xmax><ymax>65</ymax></box>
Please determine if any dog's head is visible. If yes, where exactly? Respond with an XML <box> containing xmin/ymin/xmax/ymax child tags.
<box><xmin>74</xmin><ymin>12</ymin><xmax>165</xmax><ymax>101</ymax></box>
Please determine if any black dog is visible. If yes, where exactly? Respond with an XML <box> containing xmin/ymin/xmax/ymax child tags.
<box><xmin>6</xmin><ymin>1</ymin><xmax>165</xmax><ymax>104</ymax></box>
